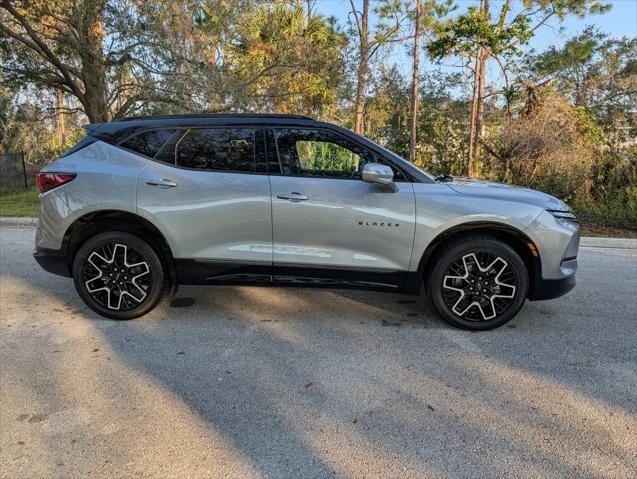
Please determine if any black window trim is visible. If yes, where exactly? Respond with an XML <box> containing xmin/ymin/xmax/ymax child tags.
<box><xmin>153</xmin><ymin>129</ymin><xmax>185</xmax><ymax>164</ymax></box>
<box><xmin>265</xmin><ymin>126</ymin><xmax>412</xmax><ymax>182</ymax></box>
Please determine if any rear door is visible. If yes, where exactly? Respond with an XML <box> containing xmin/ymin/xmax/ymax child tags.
<box><xmin>135</xmin><ymin>127</ymin><xmax>272</xmax><ymax>282</ymax></box>
<box><xmin>266</xmin><ymin>128</ymin><xmax>416</xmax><ymax>289</ymax></box>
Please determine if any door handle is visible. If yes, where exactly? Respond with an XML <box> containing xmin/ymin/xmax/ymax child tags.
<box><xmin>146</xmin><ymin>178</ymin><xmax>177</xmax><ymax>188</ymax></box>
<box><xmin>277</xmin><ymin>192</ymin><xmax>308</xmax><ymax>201</ymax></box>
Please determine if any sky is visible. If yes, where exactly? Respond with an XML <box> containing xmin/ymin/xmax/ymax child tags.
<box><xmin>315</xmin><ymin>0</ymin><xmax>637</xmax><ymax>81</ymax></box>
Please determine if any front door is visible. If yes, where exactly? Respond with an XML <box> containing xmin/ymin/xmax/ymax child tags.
<box><xmin>136</xmin><ymin>127</ymin><xmax>272</xmax><ymax>283</ymax></box>
<box><xmin>266</xmin><ymin>128</ymin><xmax>416</xmax><ymax>289</ymax></box>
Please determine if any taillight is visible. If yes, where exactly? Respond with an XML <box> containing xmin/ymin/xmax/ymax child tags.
<box><xmin>35</xmin><ymin>173</ymin><xmax>76</xmax><ymax>193</ymax></box>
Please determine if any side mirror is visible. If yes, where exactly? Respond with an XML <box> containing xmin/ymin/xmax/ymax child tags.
<box><xmin>362</xmin><ymin>162</ymin><xmax>396</xmax><ymax>190</ymax></box>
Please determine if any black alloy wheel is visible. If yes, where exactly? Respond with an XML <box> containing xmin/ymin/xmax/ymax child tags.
<box><xmin>429</xmin><ymin>235</ymin><xmax>529</xmax><ymax>330</ymax></box>
<box><xmin>72</xmin><ymin>232</ymin><xmax>165</xmax><ymax>319</ymax></box>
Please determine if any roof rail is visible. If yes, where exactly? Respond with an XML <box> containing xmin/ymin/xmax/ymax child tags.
<box><xmin>111</xmin><ymin>113</ymin><xmax>314</xmax><ymax>123</ymax></box>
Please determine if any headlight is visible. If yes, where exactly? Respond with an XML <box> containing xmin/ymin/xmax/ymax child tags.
<box><xmin>547</xmin><ymin>209</ymin><xmax>579</xmax><ymax>226</ymax></box>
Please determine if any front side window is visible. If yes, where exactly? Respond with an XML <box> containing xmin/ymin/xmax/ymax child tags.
<box><xmin>119</xmin><ymin>129</ymin><xmax>176</xmax><ymax>158</ymax></box>
<box><xmin>272</xmin><ymin>129</ymin><xmax>372</xmax><ymax>178</ymax></box>
<box><xmin>173</xmin><ymin>128</ymin><xmax>255</xmax><ymax>172</ymax></box>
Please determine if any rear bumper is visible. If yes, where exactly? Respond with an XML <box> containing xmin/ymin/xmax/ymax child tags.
<box><xmin>33</xmin><ymin>248</ymin><xmax>71</xmax><ymax>277</ymax></box>
<box><xmin>530</xmin><ymin>274</ymin><xmax>576</xmax><ymax>301</ymax></box>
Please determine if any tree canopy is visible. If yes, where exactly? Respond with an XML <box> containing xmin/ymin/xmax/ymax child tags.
<box><xmin>1</xmin><ymin>0</ymin><xmax>635</xmax><ymax>228</ymax></box>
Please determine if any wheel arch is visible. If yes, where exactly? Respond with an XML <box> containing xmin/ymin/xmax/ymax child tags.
<box><xmin>61</xmin><ymin>210</ymin><xmax>177</xmax><ymax>286</ymax></box>
<box><xmin>414</xmin><ymin>222</ymin><xmax>541</xmax><ymax>298</ymax></box>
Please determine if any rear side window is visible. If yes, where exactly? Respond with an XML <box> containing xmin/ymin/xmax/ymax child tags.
<box><xmin>175</xmin><ymin>128</ymin><xmax>254</xmax><ymax>172</ymax></box>
<box><xmin>119</xmin><ymin>129</ymin><xmax>176</xmax><ymax>158</ymax></box>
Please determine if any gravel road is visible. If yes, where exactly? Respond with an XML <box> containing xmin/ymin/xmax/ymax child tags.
<box><xmin>1</xmin><ymin>226</ymin><xmax>636</xmax><ymax>479</ymax></box>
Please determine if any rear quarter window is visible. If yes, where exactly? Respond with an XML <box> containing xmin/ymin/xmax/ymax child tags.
<box><xmin>119</xmin><ymin>129</ymin><xmax>176</xmax><ymax>158</ymax></box>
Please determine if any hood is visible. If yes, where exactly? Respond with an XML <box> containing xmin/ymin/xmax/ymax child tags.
<box><xmin>446</xmin><ymin>178</ymin><xmax>569</xmax><ymax>210</ymax></box>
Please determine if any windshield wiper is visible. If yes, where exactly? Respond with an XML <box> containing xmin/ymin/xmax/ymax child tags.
<box><xmin>434</xmin><ymin>174</ymin><xmax>454</xmax><ymax>183</ymax></box>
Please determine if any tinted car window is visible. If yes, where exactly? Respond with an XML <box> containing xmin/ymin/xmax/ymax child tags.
<box><xmin>272</xmin><ymin>128</ymin><xmax>373</xmax><ymax>178</ymax></box>
<box><xmin>119</xmin><ymin>129</ymin><xmax>176</xmax><ymax>158</ymax></box>
<box><xmin>296</xmin><ymin>140</ymin><xmax>361</xmax><ymax>175</ymax></box>
<box><xmin>271</xmin><ymin>128</ymin><xmax>407</xmax><ymax>181</ymax></box>
<box><xmin>176</xmin><ymin>128</ymin><xmax>255</xmax><ymax>172</ymax></box>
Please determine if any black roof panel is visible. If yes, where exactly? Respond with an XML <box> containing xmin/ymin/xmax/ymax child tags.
<box><xmin>111</xmin><ymin>113</ymin><xmax>313</xmax><ymax>122</ymax></box>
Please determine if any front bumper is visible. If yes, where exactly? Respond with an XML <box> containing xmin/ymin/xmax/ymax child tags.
<box><xmin>525</xmin><ymin>210</ymin><xmax>581</xmax><ymax>280</ymax></box>
<box><xmin>529</xmin><ymin>274</ymin><xmax>576</xmax><ymax>300</ymax></box>
<box><xmin>33</xmin><ymin>248</ymin><xmax>71</xmax><ymax>277</ymax></box>
<box><xmin>524</xmin><ymin>210</ymin><xmax>581</xmax><ymax>300</ymax></box>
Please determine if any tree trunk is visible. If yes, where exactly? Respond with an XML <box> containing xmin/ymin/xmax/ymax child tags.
<box><xmin>474</xmin><ymin>44</ymin><xmax>488</xmax><ymax>163</ymax></box>
<box><xmin>79</xmin><ymin>0</ymin><xmax>110</xmax><ymax>123</ymax></box>
<box><xmin>55</xmin><ymin>88</ymin><xmax>66</xmax><ymax>145</ymax></box>
<box><xmin>467</xmin><ymin>52</ymin><xmax>480</xmax><ymax>176</ymax></box>
<box><xmin>467</xmin><ymin>0</ymin><xmax>490</xmax><ymax>177</ymax></box>
<box><xmin>353</xmin><ymin>0</ymin><xmax>369</xmax><ymax>134</ymax></box>
<box><xmin>408</xmin><ymin>0</ymin><xmax>423</xmax><ymax>163</ymax></box>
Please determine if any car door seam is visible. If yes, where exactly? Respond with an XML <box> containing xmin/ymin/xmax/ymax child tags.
<box><xmin>405</xmin><ymin>182</ymin><xmax>418</xmax><ymax>276</ymax></box>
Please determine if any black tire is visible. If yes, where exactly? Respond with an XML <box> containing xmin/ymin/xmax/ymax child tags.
<box><xmin>427</xmin><ymin>235</ymin><xmax>529</xmax><ymax>331</ymax></box>
<box><xmin>72</xmin><ymin>231</ymin><xmax>165</xmax><ymax>320</ymax></box>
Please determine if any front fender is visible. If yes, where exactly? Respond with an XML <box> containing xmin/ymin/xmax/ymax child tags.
<box><xmin>409</xmin><ymin>183</ymin><xmax>543</xmax><ymax>272</ymax></box>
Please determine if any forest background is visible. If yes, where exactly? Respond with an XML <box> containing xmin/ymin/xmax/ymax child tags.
<box><xmin>1</xmin><ymin>0</ymin><xmax>635</xmax><ymax>231</ymax></box>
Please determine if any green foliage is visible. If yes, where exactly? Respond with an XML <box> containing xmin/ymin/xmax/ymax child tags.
<box><xmin>479</xmin><ymin>86</ymin><xmax>635</xmax><ymax>229</ymax></box>
<box><xmin>573</xmin><ymin>201</ymin><xmax>637</xmax><ymax>231</ymax></box>
<box><xmin>574</xmin><ymin>143</ymin><xmax>637</xmax><ymax>229</ymax></box>
<box><xmin>0</xmin><ymin>0</ymin><xmax>184</xmax><ymax>122</ymax></box>
<box><xmin>429</xmin><ymin>6</ymin><xmax>531</xmax><ymax>61</ymax></box>
<box><xmin>364</xmin><ymin>66</ymin><xmax>410</xmax><ymax>156</ymax></box>
<box><xmin>527</xmin><ymin>27</ymin><xmax>637</xmax><ymax>138</ymax></box>
<box><xmin>428</xmin><ymin>1</ymin><xmax>613</xmax><ymax>103</ymax></box>
<box><xmin>530</xmin><ymin>33</ymin><xmax>598</xmax><ymax>73</ymax></box>
<box><xmin>574</xmin><ymin>106</ymin><xmax>605</xmax><ymax>145</ymax></box>
<box><xmin>1</xmin><ymin>95</ymin><xmax>84</xmax><ymax>163</ymax></box>
<box><xmin>364</xmin><ymin>67</ymin><xmax>468</xmax><ymax>174</ymax></box>
<box><xmin>227</xmin><ymin>3</ymin><xmax>346</xmax><ymax>115</ymax></box>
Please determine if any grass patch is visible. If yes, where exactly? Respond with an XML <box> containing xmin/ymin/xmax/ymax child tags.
<box><xmin>580</xmin><ymin>223</ymin><xmax>637</xmax><ymax>238</ymax></box>
<box><xmin>0</xmin><ymin>189</ymin><xmax>38</xmax><ymax>217</ymax></box>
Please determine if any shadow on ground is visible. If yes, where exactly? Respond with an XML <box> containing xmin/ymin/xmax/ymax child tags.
<box><xmin>2</xmin><ymin>228</ymin><xmax>636</xmax><ymax>478</ymax></box>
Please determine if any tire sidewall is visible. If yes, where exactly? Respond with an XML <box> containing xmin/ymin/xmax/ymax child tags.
<box><xmin>72</xmin><ymin>231</ymin><xmax>165</xmax><ymax>320</ymax></box>
<box><xmin>430</xmin><ymin>238</ymin><xmax>529</xmax><ymax>331</ymax></box>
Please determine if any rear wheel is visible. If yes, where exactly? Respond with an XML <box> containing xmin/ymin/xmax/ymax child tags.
<box><xmin>428</xmin><ymin>236</ymin><xmax>529</xmax><ymax>330</ymax></box>
<box><xmin>72</xmin><ymin>232</ymin><xmax>165</xmax><ymax>319</ymax></box>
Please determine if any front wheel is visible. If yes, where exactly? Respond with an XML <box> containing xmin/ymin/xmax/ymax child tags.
<box><xmin>72</xmin><ymin>232</ymin><xmax>165</xmax><ymax>320</ymax></box>
<box><xmin>428</xmin><ymin>236</ymin><xmax>529</xmax><ymax>330</ymax></box>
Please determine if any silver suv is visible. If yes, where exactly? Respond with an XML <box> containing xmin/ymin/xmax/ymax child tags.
<box><xmin>33</xmin><ymin>114</ymin><xmax>580</xmax><ymax>330</ymax></box>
